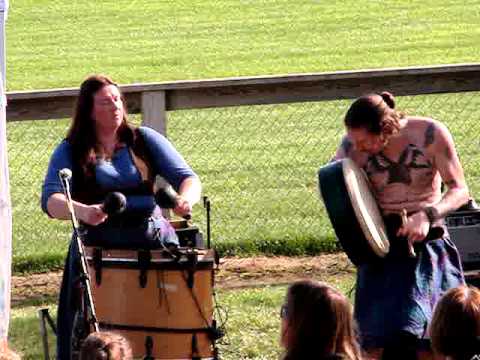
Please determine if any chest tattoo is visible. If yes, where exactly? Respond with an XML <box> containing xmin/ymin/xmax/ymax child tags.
<box><xmin>366</xmin><ymin>144</ymin><xmax>432</xmax><ymax>185</ymax></box>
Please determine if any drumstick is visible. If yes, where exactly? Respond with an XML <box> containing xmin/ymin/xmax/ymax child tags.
<box><xmin>401</xmin><ymin>209</ymin><xmax>416</xmax><ymax>258</ymax></box>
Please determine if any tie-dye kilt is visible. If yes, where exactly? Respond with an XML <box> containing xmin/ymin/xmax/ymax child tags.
<box><xmin>354</xmin><ymin>217</ymin><xmax>465</xmax><ymax>349</ymax></box>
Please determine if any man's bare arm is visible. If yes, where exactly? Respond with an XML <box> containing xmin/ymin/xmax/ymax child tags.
<box><xmin>428</xmin><ymin>121</ymin><xmax>469</xmax><ymax>219</ymax></box>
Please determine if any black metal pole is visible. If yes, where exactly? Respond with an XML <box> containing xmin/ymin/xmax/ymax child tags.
<box><xmin>59</xmin><ymin>170</ymin><xmax>100</xmax><ymax>333</ymax></box>
<box><xmin>203</xmin><ymin>196</ymin><xmax>211</xmax><ymax>249</ymax></box>
<box><xmin>38</xmin><ymin>309</ymin><xmax>50</xmax><ymax>360</ymax></box>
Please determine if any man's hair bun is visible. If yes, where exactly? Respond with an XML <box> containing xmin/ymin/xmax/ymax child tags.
<box><xmin>380</xmin><ymin>91</ymin><xmax>395</xmax><ymax>109</ymax></box>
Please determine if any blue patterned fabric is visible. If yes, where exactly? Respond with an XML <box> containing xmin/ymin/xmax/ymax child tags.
<box><xmin>354</xmin><ymin>216</ymin><xmax>465</xmax><ymax>350</ymax></box>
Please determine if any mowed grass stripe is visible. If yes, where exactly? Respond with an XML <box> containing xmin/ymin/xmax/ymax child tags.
<box><xmin>6</xmin><ymin>0</ymin><xmax>480</xmax><ymax>90</ymax></box>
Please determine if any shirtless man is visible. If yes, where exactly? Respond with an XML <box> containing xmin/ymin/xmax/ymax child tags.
<box><xmin>333</xmin><ymin>92</ymin><xmax>469</xmax><ymax>360</ymax></box>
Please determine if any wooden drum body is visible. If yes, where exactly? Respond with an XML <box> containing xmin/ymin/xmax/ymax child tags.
<box><xmin>318</xmin><ymin>159</ymin><xmax>389</xmax><ymax>266</ymax></box>
<box><xmin>85</xmin><ymin>247</ymin><xmax>217</xmax><ymax>359</ymax></box>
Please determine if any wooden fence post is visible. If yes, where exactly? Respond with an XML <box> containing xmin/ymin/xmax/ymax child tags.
<box><xmin>141</xmin><ymin>90</ymin><xmax>172</xmax><ymax>218</ymax></box>
<box><xmin>141</xmin><ymin>91</ymin><xmax>167</xmax><ymax>136</ymax></box>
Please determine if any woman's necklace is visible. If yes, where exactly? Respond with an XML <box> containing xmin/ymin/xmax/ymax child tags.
<box><xmin>97</xmin><ymin>142</ymin><xmax>119</xmax><ymax>162</ymax></box>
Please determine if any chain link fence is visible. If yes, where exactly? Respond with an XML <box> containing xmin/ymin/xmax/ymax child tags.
<box><xmin>6</xmin><ymin>91</ymin><xmax>480</xmax><ymax>271</ymax></box>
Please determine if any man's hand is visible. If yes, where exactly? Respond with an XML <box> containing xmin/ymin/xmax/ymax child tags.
<box><xmin>397</xmin><ymin>210</ymin><xmax>430</xmax><ymax>243</ymax></box>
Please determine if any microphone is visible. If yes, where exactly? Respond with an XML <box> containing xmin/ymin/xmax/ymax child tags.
<box><xmin>102</xmin><ymin>192</ymin><xmax>127</xmax><ymax>216</ymax></box>
<box><xmin>154</xmin><ymin>175</ymin><xmax>191</xmax><ymax>220</ymax></box>
<box><xmin>59</xmin><ymin>168</ymin><xmax>72</xmax><ymax>181</ymax></box>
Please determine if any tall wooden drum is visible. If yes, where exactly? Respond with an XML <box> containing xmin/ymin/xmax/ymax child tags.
<box><xmin>318</xmin><ymin>158</ymin><xmax>390</xmax><ymax>266</ymax></box>
<box><xmin>85</xmin><ymin>247</ymin><xmax>217</xmax><ymax>359</ymax></box>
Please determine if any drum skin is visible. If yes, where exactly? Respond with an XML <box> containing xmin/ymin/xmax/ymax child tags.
<box><xmin>318</xmin><ymin>160</ymin><xmax>384</xmax><ymax>266</ymax></box>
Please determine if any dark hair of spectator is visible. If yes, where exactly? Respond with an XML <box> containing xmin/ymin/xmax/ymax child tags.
<box><xmin>281</xmin><ymin>280</ymin><xmax>362</xmax><ymax>360</ymax></box>
<box><xmin>79</xmin><ymin>331</ymin><xmax>133</xmax><ymax>360</ymax></box>
<box><xmin>430</xmin><ymin>285</ymin><xmax>480</xmax><ymax>360</ymax></box>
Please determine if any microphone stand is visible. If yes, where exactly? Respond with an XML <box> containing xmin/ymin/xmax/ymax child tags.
<box><xmin>59</xmin><ymin>171</ymin><xmax>100</xmax><ymax>334</ymax></box>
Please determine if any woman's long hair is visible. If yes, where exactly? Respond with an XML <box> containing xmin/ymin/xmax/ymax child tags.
<box><xmin>66</xmin><ymin>74</ymin><xmax>135</xmax><ymax>176</ymax></box>
<box><xmin>282</xmin><ymin>280</ymin><xmax>362</xmax><ymax>360</ymax></box>
<box><xmin>430</xmin><ymin>285</ymin><xmax>480</xmax><ymax>360</ymax></box>
<box><xmin>344</xmin><ymin>92</ymin><xmax>404</xmax><ymax>138</ymax></box>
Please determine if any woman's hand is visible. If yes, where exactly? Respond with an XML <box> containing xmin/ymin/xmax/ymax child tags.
<box><xmin>173</xmin><ymin>195</ymin><xmax>192</xmax><ymax>218</ymax></box>
<box><xmin>76</xmin><ymin>204</ymin><xmax>108</xmax><ymax>226</ymax></box>
<box><xmin>46</xmin><ymin>193</ymin><xmax>107</xmax><ymax>226</ymax></box>
<box><xmin>396</xmin><ymin>210</ymin><xmax>430</xmax><ymax>243</ymax></box>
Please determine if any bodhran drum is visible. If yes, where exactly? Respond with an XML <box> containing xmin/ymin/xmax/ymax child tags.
<box><xmin>84</xmin><ymin>247</ymin><xmax>218</xmax><ymax>359</ymax></box>
<box><xmin>318</xmin><ymin>158</ymin><xmax>389</xmax><ymax>266</ymax></box>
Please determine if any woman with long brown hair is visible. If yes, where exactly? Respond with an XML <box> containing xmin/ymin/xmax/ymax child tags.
<box><xmin>280</xmin><ymin>280</ymin><xmax>363</xmax><ymax>360</ymax></box>
<box><xmin>41</xmin><ymin>74</ymin><xmax>201</xmax><ymax>359</ymax></box>
<box><xmin>430</xmin><ymin>286</ymin><xmax>480</xmax><ymax>360</ymax></box>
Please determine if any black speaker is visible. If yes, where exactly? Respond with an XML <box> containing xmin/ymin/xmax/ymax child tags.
<box><xmin>446</xmin><ymin>209</ymin><xmax>480</xmax><ymax>272</ymax></box>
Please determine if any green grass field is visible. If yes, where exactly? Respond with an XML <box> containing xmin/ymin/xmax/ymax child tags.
<box><xmin>5</xmin><ymin>1</ymin><xmax>480</xmax><ymax>358</ymax></box>
<box><xmin>5</xmin><ymin>0</ymin><xmax>480</xmax><ymax>272</ymax></box>
<box><xmin>7</xmin><ymin>0</ymin><xmax>480</xmax><ymax>91</ymax></box>
<box><xmin>7</xmin><ymin>94</ymin><xmax>480</xmax><ymax>272</ymax></box>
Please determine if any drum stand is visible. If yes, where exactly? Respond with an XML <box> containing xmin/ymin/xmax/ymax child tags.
<box><xmin>38</xmin><ymin>308</ymin><xmax>57</xmax><ymax>360</ymax></box>
<box><xmin>203</xmin><ymin>196</ymin><xmax>225</xmax><ymax>359</ymax></box>
<box><xmin>58</xmin><ymin>170</ymin><xmax>100</xmax><ymax>358</ymax></box>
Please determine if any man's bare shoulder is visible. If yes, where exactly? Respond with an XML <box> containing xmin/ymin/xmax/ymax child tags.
<box><xmin>406</xmin><ymin>116</ymin><xmax>443</xmax><ymax>130</ymax></box>
<box><xmin>405</xmin><ymin>116</ymin><xmax>451</xmax><ymax>148</ymax></box>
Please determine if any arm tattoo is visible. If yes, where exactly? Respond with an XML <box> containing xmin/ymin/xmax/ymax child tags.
<box><xmin>444</xmin><ymin>146</ymin><xmax>454</xmax><ymax>161</ymax></box>
<box><xmin>341</xmin><ymin>137</ymin><xmax>353</xmax><ymax>156</ymax></box>
<box><xmin>424</xmin><ymin>123</ymin><xmax>436</xmax><ymax>148</ymax></box>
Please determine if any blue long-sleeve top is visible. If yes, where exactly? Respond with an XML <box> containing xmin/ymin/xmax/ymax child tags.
<box><xmin>41</xmin><ymin>126</ymin><xmax>197</xmax><ymax>217</ymax></box>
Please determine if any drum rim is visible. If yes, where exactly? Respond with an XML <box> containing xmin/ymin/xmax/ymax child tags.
<box><xmin>342</xmin><ymin>158</ymin><xmax>390</xmax><ymax>257</ymax></box>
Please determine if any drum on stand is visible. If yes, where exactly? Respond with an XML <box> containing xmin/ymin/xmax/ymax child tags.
<box><xmin>318</xmin><ymin>158</ymin><xmax>389</xmax><ymax>266</ymax></box>
<box><xmin>84</xmin><ymin>247</ymin><xmax>218</xmax><ymax>359</ymax></box>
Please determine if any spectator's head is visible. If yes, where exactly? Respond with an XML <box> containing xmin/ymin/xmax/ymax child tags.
<box><xmin>430</xmin><ymin>285</ymin><xmax>480</xmax><ymax>360</ymax></box>
<box><xmin>80</xmin><ymin>331</ymin><xmax>133</xmax><ymax>360</ymax></box>
<box><xmin>280</xmin><ymin>280</ymin><xmax>362</xmax><ymax>360</ymax></box>
<box><xmin>344</xmin><ymin>92</ymin><xmax>404</xmax><ymax>155</ymax></box>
